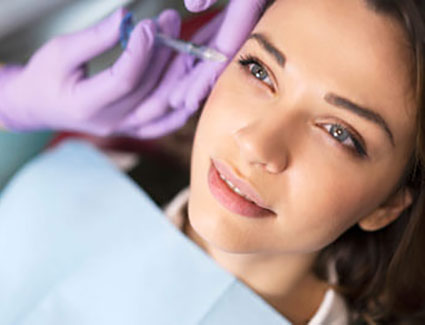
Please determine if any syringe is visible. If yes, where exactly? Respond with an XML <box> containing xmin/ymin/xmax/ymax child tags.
<box><xmin>120</xmin><ymin>12</ymin><xmax>227</xmax><ymax>63</ymax></box>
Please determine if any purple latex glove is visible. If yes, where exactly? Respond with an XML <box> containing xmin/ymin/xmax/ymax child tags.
<box><xmin>0</xmin><ymin>8</ymin><xmax>181</xmax><ymax>136</ymax></box>
<box><xmin>117</xmin><ymin>0</ymin><xmax>268</xmax><ymax>139</ymax></box>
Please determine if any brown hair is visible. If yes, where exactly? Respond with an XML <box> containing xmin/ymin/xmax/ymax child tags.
<box><xmin>308</xmin><ymin>0</ymin><xmax>425</xmax><ymax>323</ymax></box>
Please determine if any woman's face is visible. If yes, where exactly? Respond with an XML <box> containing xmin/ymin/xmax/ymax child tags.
<box><xmin>188</xmin><ymin>0</ymin><xmax>416</xmax><ymax>254</ymax></box>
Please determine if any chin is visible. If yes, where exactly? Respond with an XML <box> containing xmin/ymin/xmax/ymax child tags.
<box><xmin>187</xmin><ymin>199</ymin><xmax>270</xmax><ymax>254</ymax></box>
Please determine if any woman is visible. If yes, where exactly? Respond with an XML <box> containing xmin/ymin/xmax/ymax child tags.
<box><xmin>165</xmin><ymin>0</ymin><xmax>425</xmax><ymax>323</ymax></box>
<box><xmin>0</xmin><ymin>0</ymin><xmax>423</xmax><ymax>323</ymax></box>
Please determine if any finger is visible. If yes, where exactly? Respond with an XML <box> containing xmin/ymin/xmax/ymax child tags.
<box><xmin>61</xmin><ymin>8</ymin><xmax>127</xmax><ymax>69</ymax></box>
<box><xmin>212</xmin><ymin>0</ymin><xmax>268</xmax><ymax>56</ymax></box>
<box><xmin>184</xmin><ymin>0</ymin><xmax>218</xmax><ymax>12</ymax></box>
<box><xmin>168</xmin><ymin>12</ymin><xmax>224</xmax><ymax>109</ymax></box>
<box><xmin>117</xmin><ymin>59</ymin><xmax>180</xmax><ymax>130</ymax></box>
<box><xmin>133</xmin><ymin>109</ymin><xmax>190</xmax><ymax>139</ymax></box>
<box><xmin>140</xmin><ymin>9</ymin><xmax>181</xmax><ymax>93</ymax></box>
<box><xmin>73</xmin><ymin>20</ymin><xmax>156</xmax><ymax>117</ymax></box>
<box><xmin>169</xmin><ymin>70</ymin><xmax>194</xmax><ymax>109</ymax></box>
<box><xmin>115</xmin><ymin>11</ymin><xmax>184</xmax><ymax>131</ymax></box>
<box><xmin>118</xmin><ymin>40</ymin><xmax>190</xmax><ymax>130</ymax></box>
<box><xmin>169</xmin><ymin>50</ymin><xmax>226</xmax><ymax>111</ymax></box>
<box><xmin>157</xmin><ymin>9</ymin><xmax>181</xmax><ymax>38</ymax></box>
<box><xmin>184</xmin><ymin>63</ymin><xmax>224</xmax><ymax>113</ymax></box>
<box><xmin>113</xmin><ymin>9</ymin><xmax>182</xmax><ymax>115</ymax></box>
<box><xmin>117</xmin><ymin>95</ymin><xmax>169</xmax><ymax>133</ymax></box>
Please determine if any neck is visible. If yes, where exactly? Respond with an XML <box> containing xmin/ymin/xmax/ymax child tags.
<box><xmin>185</xmin><ymin>221</ymin><xmax>329</xmax><ymax>323</ymax></box>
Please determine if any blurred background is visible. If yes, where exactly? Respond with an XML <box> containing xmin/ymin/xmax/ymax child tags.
<box><xmin>0</xmin><ymin>0</ymin><xmax>224</xmax><ymax>199</ymax></box>
<box><xmin>0</xmin><ymin>0</ymin><xmax>226</xmax><ymax>63</ymax></box>
<box><xmin>1</xmin><ymin>0</ymin><xmax>184</xmax><ymax>61</ymax></box>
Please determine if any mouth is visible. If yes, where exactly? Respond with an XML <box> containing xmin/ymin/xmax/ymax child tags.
<box><xmin>207</xmin><ymin>158</ymin><xmax>276</xmax><ymax>218</ymax></box>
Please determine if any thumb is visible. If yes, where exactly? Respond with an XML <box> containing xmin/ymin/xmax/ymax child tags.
<box><xmin>60</xmin><ymin>8</ymin><xmax>127</xmax><ymax>69</ymax></box>
<box><xmin>184</xmin><ymin>0</ymin><xmax>218</xmax><ymax>12</ymax></box>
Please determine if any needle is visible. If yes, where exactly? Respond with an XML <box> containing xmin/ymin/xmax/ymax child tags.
<box><xmin>120</xmin><ymin>12</ymin><xmax>228</xmax><ymax>63</ymax></box>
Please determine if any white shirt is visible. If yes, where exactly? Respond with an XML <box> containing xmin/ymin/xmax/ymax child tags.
<box><xmin>163</xmin><ymin>188</ymin><xmax>350</xmax><ymax>325</ymax></box>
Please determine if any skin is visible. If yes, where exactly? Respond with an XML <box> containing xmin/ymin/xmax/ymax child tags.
<box><xmin>187</xmin><ymin>0</ymin><xmax>416</xmax><ymax>322</ymax></box>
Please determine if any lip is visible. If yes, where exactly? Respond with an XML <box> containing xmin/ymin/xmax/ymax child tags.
<box><xmin>211</xmin><ymin>158</ymin><xmax>274</xmax><ymax>212</ymax></box>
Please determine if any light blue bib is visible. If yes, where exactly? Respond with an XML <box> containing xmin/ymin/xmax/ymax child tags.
<box><xmin>0</xmin><ymin>141</ymin><xmax>289</xmax><ymax>325</ymax></box>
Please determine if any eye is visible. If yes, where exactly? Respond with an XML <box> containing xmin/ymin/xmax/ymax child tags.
<box><xmin>323</xmin><ymin>123</ymin><xmax>368</xmax><ymax>158</ymax></box>
<box><xmin>238</xmin><ymin>55</ymin><xmax>274</xmax><ymax>88</ymax></box>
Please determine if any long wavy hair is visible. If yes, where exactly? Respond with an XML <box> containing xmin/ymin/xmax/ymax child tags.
<box><xmin>301</xmin><ymin>0</ymin><xmax>425</xmax><ymax>323</ymax></box>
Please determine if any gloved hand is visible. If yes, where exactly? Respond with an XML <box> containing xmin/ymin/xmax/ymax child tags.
<box><xmin>0</xmin><ymin>8</ymin><xmax>182</xmax><ymax>136</ymax></box>
<box><xmin>117</xmin><ymin>0</ymin><xmax>269</xmax><ymax>138</ymax></box>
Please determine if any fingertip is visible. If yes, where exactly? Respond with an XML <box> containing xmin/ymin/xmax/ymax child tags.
<box><xmin>186</xmin><ymin>91</ymin><xmax>206</xmax><ymax>114</ymax></box>
<box><xmin>158</xmin><ymin>9</ymin><xmax>180</xmax><ymax>23</ymax></box>
<box><xmin>95</xmin><ymin>7</ymin><xmax>129</xmax><ymax>40</ymax></box>
<box><xmin>60</xmin><ymin>6</ymin><xmax>132</xmax><ymax>68</ymax></box>
<box><xmin>137</xmin><ymin>110</ymin><xmax>189</xmax><ymax>139</ymax></box>
<box><xmin>142</xmin><ymin>20</ymin><xmax>156</xmax><ymax>45</ymax></box>
<box><xmin>185</xmin><ymin>0</ymin><xmax>217</xmax><ymax>12</ymax></box>
<box><xmin>141</xmin><ymin>19</ymin><xmax>157</xmax><ymax>38</ymax></box>
<box><xmin>109</xmin><ymin>19</ymin><xmax>156</xmax><ymax>95</ymax></box>
<box><xmin>157</xmin><ymin>9</ymin><xmax>181</xmax><ymax>37</ymax></box>
<box><xmin>169</xmin><ymin>79</ymin><xmax>189</xmax><ymax>109</ymax></box>
<box><xmin>184</xmin><ymin>66</ymin><xmax>217</xmax><ymax>111</ymax></box>
<box><xmin>142</xmin><ymin>19</ymin><xmax>157</xmax><ymax>33</ymax></box>
<box><xmin>128</xmin><ymin>19</ymin><xmax>155</xmax><ymax>51</ymax></box>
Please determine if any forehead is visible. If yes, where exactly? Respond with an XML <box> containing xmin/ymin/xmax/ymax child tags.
<box><xmin>254</xmin><ymin>0</ymin><xmax>416</xmax><ymax>147</ymax></box>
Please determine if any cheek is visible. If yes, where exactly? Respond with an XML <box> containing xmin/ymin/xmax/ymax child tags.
<box><xmin>193</xmin><ymin>77</ymin><xmax>247</xmax><ymax>149</ymax></box>
<box><xmin>202</xmin><ymin>63</ymin><xmax>269</xmax><ymax>125</ymax></box>
<box><xmin>189</xmin><ymin>74</ymin><xmax>242</xmax><ymax>207</ymax></box>
<box><xmin>278</xmin><ymin>155</ymin><xmax>385</xmax><ymax>251</ymax></box>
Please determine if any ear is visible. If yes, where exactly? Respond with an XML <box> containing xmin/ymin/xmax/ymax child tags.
<box><xmin>358</xmin><ymin>187</ymin><xmax>413</xmax><ymax>232</ymax></box>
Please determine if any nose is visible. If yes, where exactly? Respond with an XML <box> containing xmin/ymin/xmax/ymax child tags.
<box><xmin>233</xmin><ymin>120</ymin><xmax>289</xmax><ymax>174</ymax></box>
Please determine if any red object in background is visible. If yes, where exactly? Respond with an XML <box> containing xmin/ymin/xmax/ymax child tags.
<box><xmin>48</xmin><ymin>8</ymin><xmax>222</xmax><ymax>156</ymax></box>
<box><xmin>180</xmin><ymin>9</ymin><xmax>221</xmax><ymax>40</ymax></box>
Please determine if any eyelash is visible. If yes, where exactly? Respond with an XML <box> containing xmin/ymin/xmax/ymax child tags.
<box><xmin>237</xmin><ymin>54</ymin><xmax>368</xmax><ymax>158</ymax></box>
<box><xmin>238</xmin><ymin>54</ymin><xmax>274</xmax><ymax>89</ymax></box>
<box><xmin>321</xmin><ymin>123</ymin><xmax>367</xmax><ymax>158</ymax></box>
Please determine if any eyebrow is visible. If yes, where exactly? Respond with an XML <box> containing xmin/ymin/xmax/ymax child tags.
<box><xmin>249</xmin><ymin>33</ymin><xmax>286</xmax><ymax>66</ymax></box>
<box><xmin>248</xmin><ymin>32</ymin><xmax>395</xmax><ymax>147</ymax></box>
<box><xmin>324</xmin><ymin>93</ymin><xmax>395</xmax><ymax>147</ymax></box>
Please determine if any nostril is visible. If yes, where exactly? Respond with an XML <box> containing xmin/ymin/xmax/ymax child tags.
<box><xmin>265</xmin><ymin>161</ymin><xmax>287</xmax><ymax>174</ymax></box>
